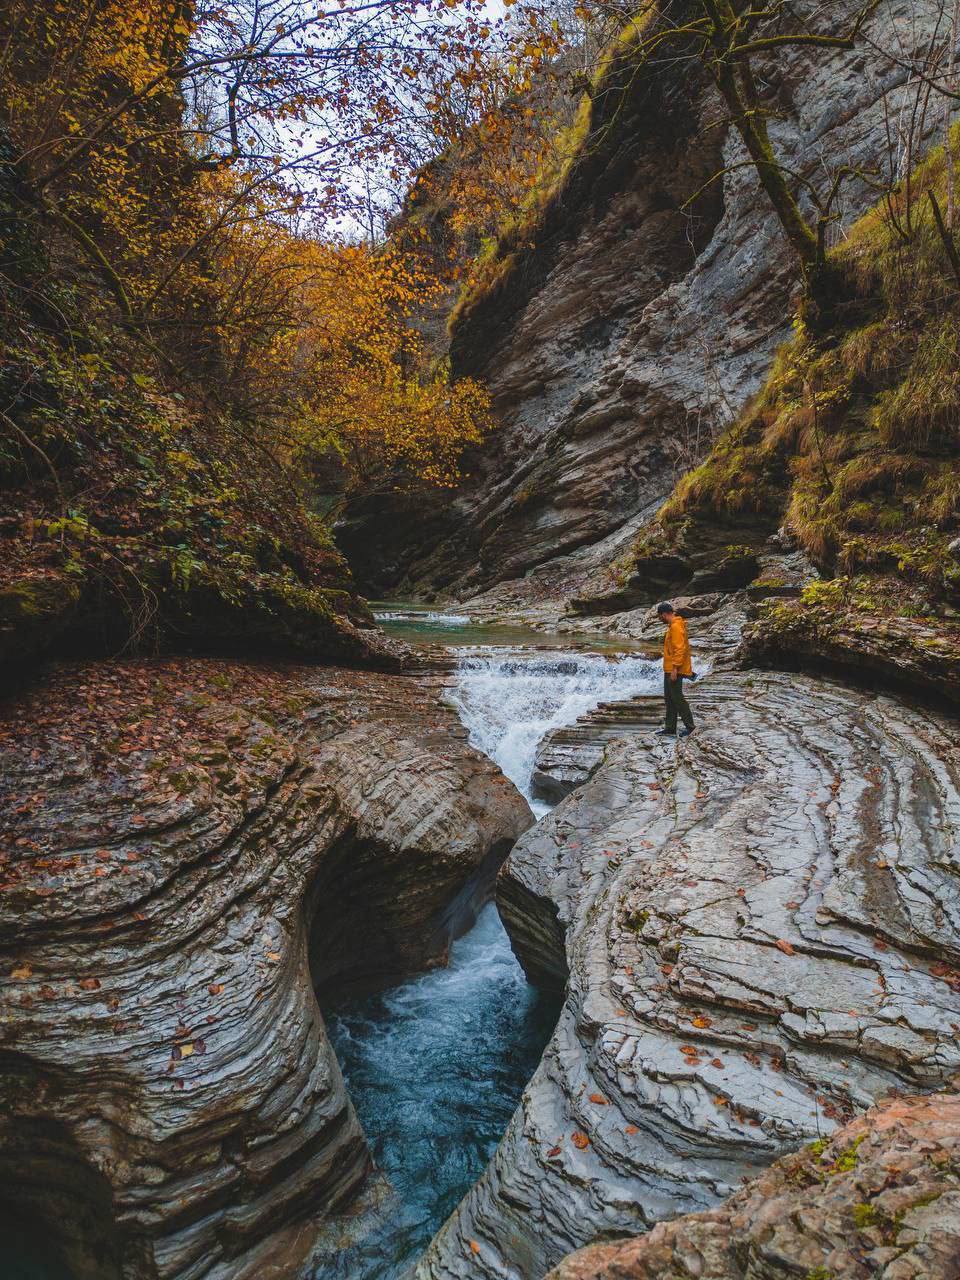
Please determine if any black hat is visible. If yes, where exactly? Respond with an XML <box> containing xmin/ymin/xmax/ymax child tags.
<box><xmin>656</xmin><ymin>601</ymin><xmax>674</xmax><ymax>615</ymax></box>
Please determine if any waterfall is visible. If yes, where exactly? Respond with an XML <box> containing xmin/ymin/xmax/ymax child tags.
<box><xmin>448</xmin><ymin>649</ymin><xmax>661</xmax><ymax>813</ymax></box>
<box><xmin>320</xmin><ymin>641</ymin><xmax>661</xmax><ymax>1280</ymax></box>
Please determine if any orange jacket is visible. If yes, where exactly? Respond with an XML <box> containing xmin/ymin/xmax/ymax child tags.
<box><xmin>663</xmin><ymin>615</ymin><xmax>693</xmax><ymax>676</ymax></box>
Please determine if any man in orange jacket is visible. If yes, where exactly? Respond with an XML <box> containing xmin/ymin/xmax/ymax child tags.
<box><xmin>655</xmin><ymin>602</ymin><xmax>695</xmax><ymax>737</ymax></box>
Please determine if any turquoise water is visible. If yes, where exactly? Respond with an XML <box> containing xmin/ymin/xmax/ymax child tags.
<box><xmin>369</xmin><ymin>602</ymin><xmax>649</xmax><ymax>652</ymax></box>
<box><xmin>321</xmin><ymin>906</ymin><xmax>558</xmax><ymax>1277</ymax></box>
<box><xmin>315</xmin><ymin>616</ymin><xmax>661</xmax><ymax>1279</ymax></box>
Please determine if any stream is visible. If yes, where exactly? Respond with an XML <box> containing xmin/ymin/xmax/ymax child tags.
<box><xmin>318</xmin><ymin>607</ymin><xmax>660</xmax><ymax>1279</ymax></box>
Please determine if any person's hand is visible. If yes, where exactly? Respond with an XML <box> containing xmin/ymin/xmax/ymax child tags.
<box><xmin>670</xmin><ymin>670</ymin><xmax>678</xmax><ymax>682</ymax></box>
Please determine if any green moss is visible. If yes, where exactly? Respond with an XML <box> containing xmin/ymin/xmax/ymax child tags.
<box><xmin>852</xmin><ymin>1202</ymin><xmax>879</xmax><ymax>1230</ymax></box>
<box><xmin>828</xmin><ymin>1133</ymin><xmax>866</xmax><ymax>1175</ymax></box>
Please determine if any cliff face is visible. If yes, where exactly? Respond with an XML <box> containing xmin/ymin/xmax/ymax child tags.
<box><xmin>341</xmin><ymin>1</ymin><xmax>939</xmax><ymax>609</ymax></box>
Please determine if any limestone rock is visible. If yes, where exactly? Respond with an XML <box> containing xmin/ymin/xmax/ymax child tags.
<box><xmin>0</xmin><ymin>658</ymin><xmax>531</xmax><ymax>1279</ymax></box>
<box><xmin>412</xmin><ymin>671</ymin><xmax>960</xmax><ymax>1279</ymax></box>
<box><xmin>547</xmin><ymin>1091</ymin><xmax>960</xmax><ymax>1279</ymax></box>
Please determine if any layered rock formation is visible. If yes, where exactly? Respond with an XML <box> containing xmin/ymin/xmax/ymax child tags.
<box><xmin>0</xmin><ymin>658</ymin><xmax>531</xmax><ymax>1279</ymax></box>
<box><xmin>548</xmin><ymin>1090</ymin><xmax>960</xmax><ymax>1280</ymax></box>
<box><xmin>413</xmin><ymin>669</ymin><xmax>960</xmax><ymax>1279</ymax></box>
<box><xmin>342</xmin><ymin>1</ymin><xmax>939</xmax><ymax>610</ymax></box>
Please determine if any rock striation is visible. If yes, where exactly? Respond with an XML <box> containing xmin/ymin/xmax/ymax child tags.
<box><xmin>412</xmin><ymin>669</ymin><xmax>960</xmax><ymax>1279</ymax></box>
<box><xmin>0</xmin><ymin>657</ymin><xmax>531</xmax><ymax>1280</ymax></box>
<box><xmin>547</xmin><ymin>1090</ymin><xmax>960</xmax><ymax>1280</ymax></box>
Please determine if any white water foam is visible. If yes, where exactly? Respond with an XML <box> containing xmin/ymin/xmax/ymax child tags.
<box><xmin>374</xmin><ymin>609</ymin><xmax>470</xmax><ymax>625</ymax></box>
<box><xmin>448</xmin><ymin>649</ymin><xmax>661</xmax><ymax>814</ymax></box>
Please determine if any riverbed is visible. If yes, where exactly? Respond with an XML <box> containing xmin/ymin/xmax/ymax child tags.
<box><xmin>317</xmin><ymin>607</ymin><xmax>661</xmax><ymax>1279</ymax></box>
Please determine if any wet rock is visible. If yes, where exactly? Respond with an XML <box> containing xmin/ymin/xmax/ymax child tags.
<box><xmin>412</xmin><ymin>670</ymin><xmax>960</xmax><ymax>1279</ymax></box>
<box><xmin>0</xmin><ymin>657</ymin><xmax>531</xmax><ymax>1279</ymax></box>
<box><xmin>547</xmin><ymin>1091</ymin><xmax>960</xmax><ymax>1279</ymax></box>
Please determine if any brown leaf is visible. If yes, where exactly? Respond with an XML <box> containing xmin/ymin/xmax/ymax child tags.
<box><xmin>775</xmin><ymin>939</ymin><xmax>796</xmax><ymax>956</ymax></box>
<box><xmin>208</xmin><ymin>983</ymin><xmax>224</xmax><ymax>996</ymax></box>
<box><xmin>711</xmin><ymin>1058</ymin><xmax>724</xmax><ymax>1069</ymax></box>
<box><xmin>588</xmin><ymin>1093</ymin><xmax>608</xmax><ymax>1105</ymax></box>
<box><xmin>546</xmin><ymin>1146</ymin><xmax>561</xmax><ymax>1157</ymax></box>
<box><xmin>469</xmin><ymin>1241</ymin><xmax>480</xmax><ymax>1255</ymax></box>
<box><xmin>78</xmin><ymin>977</ymin><xmax>100</xmax><ymax>991</ymax></box>
<box><xmin>624</xmin><ymin>1125</ymin><xmax>639</xmax><ymax>1135</ymax></box>
<box><xmin>571</xmin><ymin>1132</ymin><xmax>590</xmax><ymax>1150</ymax></box>
<box><xmin>691</xmin><ymin>1015</ymin><xmax>711</xmax><ymax>1028</ymax></box>
<box><xmin>10</xmin><ymin>963</ymin><xmax>32</xmax><ymax>980</ymax></box>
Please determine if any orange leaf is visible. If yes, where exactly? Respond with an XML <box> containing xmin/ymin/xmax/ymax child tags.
<box><xmin>775</xmin><ymin>939</ymin><xmax>796</xmax><ymax>956</ymax></box>
<box><xmin>624</xmin><ymin>1124</ymin><xmax>639</xmax><ymax>1135</ymax></box>
<box><xmin>588</xmin><ymin>1093</ymin><xmax>608</xmax><ymax>1105</ymax></box>
<box><xmin>692</xmin><ymin>1015</ymin><xmax>711</xmax><ymax>1028</ymax></box>
<box><xmin>571</xmin><ymin>1132</ymin><xmax>590</xmax><ymax>1149</ymax></box>
<box><xmin>469</xmin><ymin>1240</ymin><xmax>480</xmax><ymax>1255</ymax></box>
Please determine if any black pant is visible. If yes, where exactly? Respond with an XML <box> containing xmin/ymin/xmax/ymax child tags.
<box><xmin>663</xmin><ymin>674</ymin><xmax>694</xmax><ymax>732</ymax></box>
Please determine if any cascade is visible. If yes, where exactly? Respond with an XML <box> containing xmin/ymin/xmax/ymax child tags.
<box><xmin>320</xmin><ymin>631</ymin><xmax>660</xmax><ymax>1278</ymax></box>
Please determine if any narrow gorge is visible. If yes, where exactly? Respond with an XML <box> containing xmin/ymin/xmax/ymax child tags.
<box><xmin>3</xmin><ymin>0</ymin><xmax>960</xmax><ymax>1278</ymax></box>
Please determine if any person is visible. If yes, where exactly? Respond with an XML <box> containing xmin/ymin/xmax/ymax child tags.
<box><xmin>655</xmin><ymin>602</ymin><xmax>695</xmax><ymax>738</ymax></box>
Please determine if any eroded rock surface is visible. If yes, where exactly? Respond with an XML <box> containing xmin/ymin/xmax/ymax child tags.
<box><xmin>413</xmin><ymin>671</ymin><xmax>960</xmax><ymax>1279</ymax></box>
<box><xmin>0</xmin><ymin>658</ymin><xmax>531</xmax><ymax>1280</ymax></box>
<box><xmin>548</xmin><ymin>1091</ymin><xmax>960</xmax><ymax>1279</ymax></box>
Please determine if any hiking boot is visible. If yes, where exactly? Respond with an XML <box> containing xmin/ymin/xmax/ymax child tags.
<box><xmin>654</xmin><ymin>728</ymin><xmax>675</xmax><ymax>738</ymax></box>
<box><xmin>679</xmin><ymin>727</ymin><xmax>695</xmax><ymax>738</ymax></box>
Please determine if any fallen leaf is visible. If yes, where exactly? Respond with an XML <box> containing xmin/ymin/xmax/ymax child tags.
<box><xmin>692</xmin><ymin>1015</ymin><xmax>711</xmax><ymax>1028</ymax></box>
<box><xmin>78</xmin><ymin>977</ymin><xmax>100</xmax><ymax>991</ymax></box>
<box><xmin>265</xmin><ymin>951</ymin><xmax>281</xmax><ymax>962</ymax></box>
<box><xmin>571</xmin><ymin>1132</ymin><xmax>590</xmax><ymax>1150</ymax></box>
<box><xmin>208</xmin><ymin>983</ymin><xmax>224</xmax><ymax>996</ymax></box>
<box><xmin>588</xmin><ymin>1093</ymin><xmax>608</xmax><ymax>1105</ymax></box>
<box><xmin>10</xmin><ymin>963</ymin><xmax>32</xmax><ymax>980</ymax></box>
<box><xmin>775</xmin><ymin>939</ymin><xmax>796</xmax><ymax>956</ymax></box>
<box><xmin>711</xmin><ymin>1058</ymin><xmax>724</xmax><ymax>1069</ymax></box>
<box><xmin>546</xmin><ymin>1146</ymin><xmax>561</xmax><ymax>1157</ymax></box>
<box><xmin>624</xmin><ymin>1125</ymin><xmax>639</xmax><ymax>1135</ymax></box>
<box><xmin>660</xmin><ymin>963</ymin><xmax>674</xmax><ymax>976</ymax></box>
<box><xmin>469</xmin><ymin>1241</ymin><xmax>480</xmax><ymax>1255</ymax></box>
<box><xmin>679</xmin><ymin>1045</ymin><xmax>699</xmax><ymax>1055</ymax></box>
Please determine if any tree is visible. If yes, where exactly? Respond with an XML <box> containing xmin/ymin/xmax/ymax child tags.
<box><xmin>612</xmin><ymin>0</ymin><xmax>884</xmax><ymax>294</ymax></box>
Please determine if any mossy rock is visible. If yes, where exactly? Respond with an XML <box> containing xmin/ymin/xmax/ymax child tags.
<box><xmin>0</xmin><ymin>572</ymin><xmax>84</xmax><ymax>669</ymax></box>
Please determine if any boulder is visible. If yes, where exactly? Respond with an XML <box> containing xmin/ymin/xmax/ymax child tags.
<box><xmin>548</xmin><ymin>1091</ymin><xmax>960</xmax><ymax>1279</ymax></box>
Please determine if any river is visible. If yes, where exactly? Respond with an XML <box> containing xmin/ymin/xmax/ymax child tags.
<box><xmin>318</xmin><ymin>607</ymin><xmax>660</xmax><ymax>1279</ymax></box>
